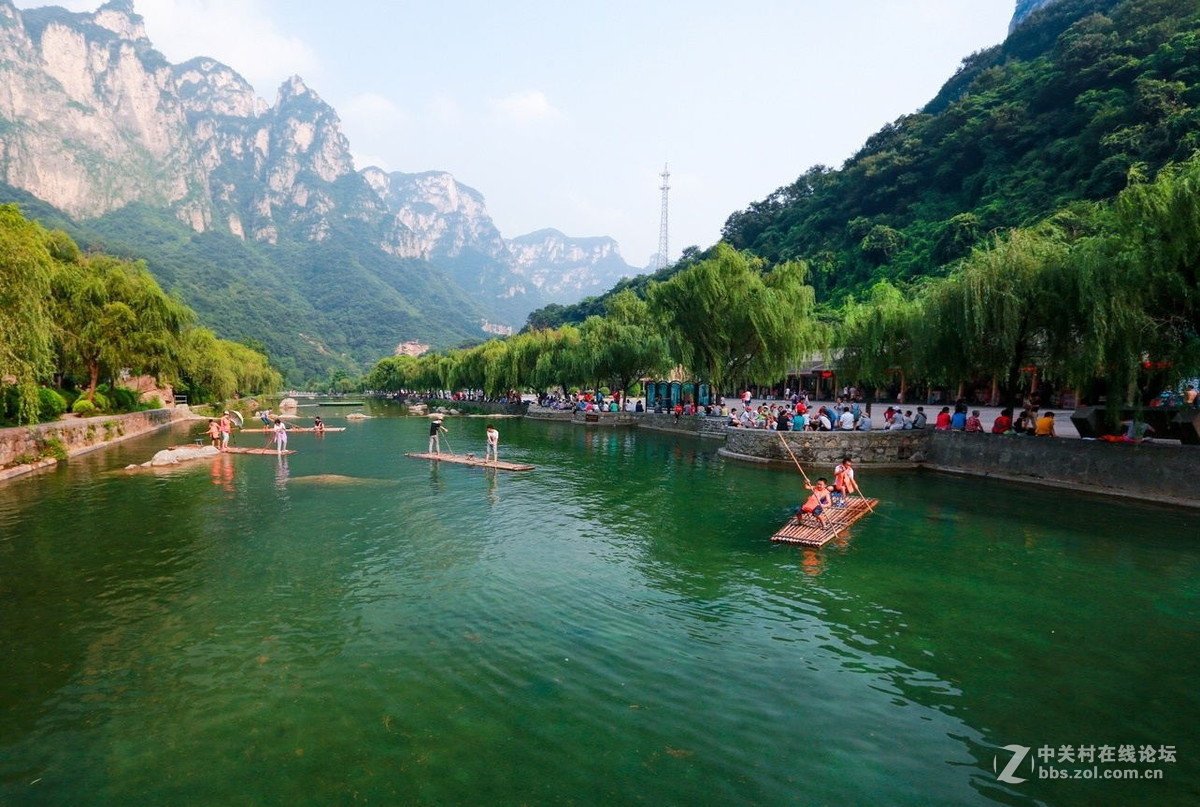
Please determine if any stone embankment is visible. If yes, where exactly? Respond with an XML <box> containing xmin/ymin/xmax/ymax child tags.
<box><xmin>523</xmin><ymin>407</ymin><xmax>1199</xmax><ymax>507</ymax></box>
<box><xmin>0</xmin><ymin>407</ymin><xmax>192</xmax><ymax>482</ymax></box>
<box><xmin>925</xmin><ymin>430</ymin><xmax>1199</xmax><ymax>508</ymax></box>
<box><xmin>722</xmin><ymin>428</ymin><xmax>930</xmax><ymax>468</ymax></box>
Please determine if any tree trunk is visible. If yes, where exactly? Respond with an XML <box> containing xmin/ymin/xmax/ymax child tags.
<box><xmin>87</xmin><ymin>362</ymin><xmax>100</xmax><ymax>402</ymax></box>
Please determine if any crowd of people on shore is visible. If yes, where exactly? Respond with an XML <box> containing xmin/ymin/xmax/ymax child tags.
<box><xmin>720</xmin><ymin>390</ymin><xmax>1075</xmax><ymax>437</ymax></box>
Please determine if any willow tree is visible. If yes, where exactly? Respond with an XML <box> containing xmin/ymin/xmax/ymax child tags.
<box><xmin>646</xmin><ymin>242</ymin><xmax>823</xmax><ymax>390</ymax></box>
<box><xmin>1079</xmin><ymin>156</ymin><xmax>1200</xmax><ymax>402</ymax></box>
<box><xmin>368</xmin><ymin>355</ymin><xmax>420</xmax><ymax>392</ymax></box>
<box><xmin>51</xmin><ymin>254</ymin><xmax>193</xmax><ymax>401</ymax></box>
<box><xmin>451</xmin><ymin>339</ymin><xmax>519</xmax><ymax>397</ymax></box>
<box><xmin>577</xmin><ymin>290</ymin><xmax>672</xmax><ymax>395</ymax></box>
<box><xmin>221</xmin><ymin>340</ymin><xmax>282</xmax><ymax>395</ymax></box>
<box><xmin>921</xmin><ymin>227</ymin><xmax>1072</xmax><ymax>410</ymax></box>
<box><xmin>838</xmin><ymin>280</ymin><xmax>922</xmax><ymax>400</ymax></box>
<box><xmin>507</xmin><ymin>328</ymin><xmax>560</xmax><ymax>393</ymax></box>
<box><xmin>0</xmin><ymin>206</ymin><xmax>55</xmax><ymax>423</ymax></box>
<box><xmin>178</xmin><ymin>328</ymin><xmax>237</xmax><ymax>401</ymax></box>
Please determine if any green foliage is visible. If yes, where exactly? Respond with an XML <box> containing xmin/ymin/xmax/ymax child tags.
<box><xmin>79</xmin><ymin>204</ymin><xmax>488</xmax><ymax>384</ymax></box>
<box><xmin>836</xmin><ymin>153</ymin><xmax>1200</xmax><ymax>409</ymax></box>
<box><xmin>647</xmin><ymin>244</ymin><xmax>825</xmax><ymax>388</ymax></box>
<box><xmin>721</xmin><ymin>0</ymin><xmax>1200</xmax><ymax>302</ymax></box>
<box><xmin>37</xmin><ymin>387</ymin><xmax>67</xmax><ymax>420</ymax></box>
<box><xmin>838</xmin><ymin>281</ymin><xmax>922</xmax><ymax>392</ymax></box>
<box><xmin>71</xmin><ymin>397</ymin><xmax>97</xmax><ymax>416</ymax></box>
<box><xmin>0</xmin><ymin>204</ymin><xmax>55</xmax><ymax>423</ymax></box>
<box><xmin>41</xmin><ymin>436</ymin><xmax>68</xmax><ymax>461</ymax></box>
<box><xmin>97</xmin><ymin>383</ymin><xmax>138</xmax><ymax>412</ymax></box>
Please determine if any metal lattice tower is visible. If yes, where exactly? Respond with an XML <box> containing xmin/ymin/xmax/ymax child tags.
<box><xmin>656</xmin><ymin>164</ymin><xmax>670</xmax><ymax>269</ymax></box>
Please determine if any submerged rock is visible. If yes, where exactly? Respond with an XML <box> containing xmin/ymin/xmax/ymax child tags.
<box><xmin>140</xmin><ymin>445</ymin><xmax>221</xmax><ymax>467</ymax></box>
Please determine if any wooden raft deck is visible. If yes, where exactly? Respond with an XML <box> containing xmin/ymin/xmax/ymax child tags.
<box><xmin>225</xmin><ymin>446</ymin><xmax>296</xmax><ymax>455</ymax></box>
<box><xmin>405</xmin><ymin>452</ymin><xmax>535</xmax><ymax>472</ymax></box>
<box><xmin>240</xmin><ymin>427</ymin><xmax>346</xmax><ymax>433</ymax></box>
<box><xmin>771</xmin><ymin>497</ymin><xmax>879</xmax><ymax>547</ymax></box>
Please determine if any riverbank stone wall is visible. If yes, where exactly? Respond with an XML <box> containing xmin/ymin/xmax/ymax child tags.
<box><xmin>0</xmin><ymin>407</ymin><xmax>186</xmax><ymax>480</ymax></box>
<box><xmin>926</xmin><ymin>431</ymin><xmax>1200</xmax><ymax>507</ymax></box>
<box><xmin>720</xmin><ymin>428</ymin><xmax>931</xmax><ymax>468</ymax></box>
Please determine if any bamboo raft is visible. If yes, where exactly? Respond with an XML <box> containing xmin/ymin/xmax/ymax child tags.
<box><xmin>405</xmin><ymin>452</ymin><xmax>535</xmax><ymax>472</ymax></box>
<box><xmin>225</xmin><ymin>446</ymin><xmax>296</xmax><ymax>456</ymax></box>
<box><xmin>240</xmin><ymin>427</ymin><xmax>346</xmax><ymax>433</ymax></box>
<box><xmin>771</xmin><ymin>497</ymin><xmax>879</xmax><ymax>547</ymax></box>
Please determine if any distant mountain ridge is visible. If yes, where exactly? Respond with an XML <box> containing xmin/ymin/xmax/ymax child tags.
<box><xmin>0</xmin><ymin>0</ymin><xmax>636</xmax><ymax>377</ymax></box>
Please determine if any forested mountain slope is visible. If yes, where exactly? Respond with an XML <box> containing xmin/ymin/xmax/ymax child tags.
<box><xmin>719</xmin><ymin>0</ymin><xmax>1200</xmax><ymax>300</ymax></box>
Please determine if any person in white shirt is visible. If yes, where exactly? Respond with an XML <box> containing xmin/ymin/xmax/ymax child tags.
<box><xmin>839</xmin><ymin>408</ymin><xmax>855</xmax><ymax>430</ymax></box>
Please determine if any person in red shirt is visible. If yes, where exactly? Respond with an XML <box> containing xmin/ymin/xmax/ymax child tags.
<box><xmin>934</xmin><ymin>406</ymin><xmax>952</xmax><ymax>430</ymax></box>
<box><xmin>991</xmin><ymin>409</ymin><xmax>1013</xmax><ymax>434</ymax></box>
<box><xmin>795</xmin><ymin>478</ymin><xmax>833</xmax><ymax>528</ymax></box>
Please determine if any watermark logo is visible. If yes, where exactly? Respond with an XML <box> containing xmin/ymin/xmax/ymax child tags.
<box><xmin>994</xmin><ymin>745</ymin><xmax>1033</xmax><ymax>784</ymax></box>
<box><xmin>993</xmin><ymin>743</ymin><xmax>1176</xmax><ymax>783</ymax></box>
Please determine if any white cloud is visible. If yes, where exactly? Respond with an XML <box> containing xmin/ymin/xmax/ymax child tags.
<box><xmin>425</xmin><ymin>94</ymin><xmax>464</xmax><ymax>128</ymax></box>
<box><xmin>135</xmin><ymin>0</ymin><xmax>318</xmax><ymax>95</ymax></box>
<box><xmin>343</xmin><ymin>92</ymin><xmax>408</xmax><ymax>131</ymax></box>
<box><xmin>487</xmin><ymin>90</ymin><xmax>562</xmax><ymax>126</ymax></box>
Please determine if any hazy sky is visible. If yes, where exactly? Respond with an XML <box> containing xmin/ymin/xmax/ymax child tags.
<box><xmin>18</xmin><ymin>1</ymin><xmax>1016</xmax><ymax>266</ymax></box>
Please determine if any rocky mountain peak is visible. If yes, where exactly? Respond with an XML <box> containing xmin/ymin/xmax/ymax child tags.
<box><xmin>0</xmin><ymin>1</ymin><xmax>638</xmax><ymax>328</ymax></box>
<box><xmin>175</xmin><ymin>57</ymin><xmax>268</xmax><ymax>118</ymax></box>
<box><xmin>278</xmin><ymin>75</ymin><xmax>316</xmax><ymax>104</ymax></box>
<box><xmin>93</xmin><ymin>0</ymin><xmax>147</xmax><ymax>41</ymax></box>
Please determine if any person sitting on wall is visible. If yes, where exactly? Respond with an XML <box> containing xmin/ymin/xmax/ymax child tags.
<box><xmin>991</xmin><ymin>408</ymin><xmax>1013</xmax><ymax>434</ymax></box>
<box><xmin>1035</xmin><ymin>410</ymin><xmax>1057</xmax><ymax>437</ymax></box>
<box><xmin>912</xmin><ymin>406</ymin><xmax>928</xmax><ymax>429</ymax></box>
<box><xmin>816</xmin><ymin>408</ymin><xmax>833</xmax><ymax>431</ymax></box>
<box><xmin>965</xmin><ymin>410</ymin><xmax>984</xmax><ymax>432</ymax></box>
<box><xmin>934</xmin><ymin>406</ymin><xmax>952</xmax><ymax>430</ymax></box>
<box><xmin>635</xmin><ymin>399</ymin><xmax>645</xmax><ymax>412</ymax></box>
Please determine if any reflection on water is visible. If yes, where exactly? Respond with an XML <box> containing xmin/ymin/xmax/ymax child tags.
<box><xmin>0</xmin><ymin>411</ymin><xmax>1196</xmax><ymax>806</ymax></box>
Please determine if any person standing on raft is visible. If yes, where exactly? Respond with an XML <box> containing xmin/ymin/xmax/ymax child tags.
<box><xmin>272</xmin><ymin>418</ymin><xmax>289</xmax><ymax>454</ymax></box>
<box><xmin>485</xmin><ymin>425</ymin><xmax>499</xmax><ymax>463</ymax></box>
<box><xmin>220</xmin><ymin>411</ymin><xmax>234</xmax><ymax>452</ymax></box>
<box><xmin>428</xmin><ymin>417</ymin><xmax>447</xmax><ymax>454</ymax></box>
<box><xmin>795</xmin><ymin>478</ymin><xmax>833</xmax><ymax>529</ymax></box>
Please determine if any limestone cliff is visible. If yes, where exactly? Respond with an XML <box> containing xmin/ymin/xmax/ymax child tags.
<box><xmin>0</xmin><ymin>0</ymin><xmax>210</xmax><ymax>228</ymax></box>
<box><xmin>362</xmin><ymin>167</ymin><xmax>636</xmax><ymax>316</ymax></box>
<box><xmin>0</xmin><ymin>0</ymin><xmax>635</xmax><ymax>327</ymax></box>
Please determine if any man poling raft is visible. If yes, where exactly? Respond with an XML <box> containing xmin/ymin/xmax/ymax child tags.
<box><xmin>406</xmin><ymin>417</ymin><xmax>535</xmax><ymax>472</ymax></box>
<box><xmin>771</xmin><ymin>434</ymin><xmax>878</xmax><ymax>547</ymax></box>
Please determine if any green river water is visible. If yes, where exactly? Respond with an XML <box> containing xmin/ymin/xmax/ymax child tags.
<box><xmin>0</xmin><ymin>403</ymin><xmax>1196</xmax><ymax>806</ymax></box>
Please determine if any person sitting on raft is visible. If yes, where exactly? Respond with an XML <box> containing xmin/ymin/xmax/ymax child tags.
<box><xmin>313</xmin><ymin>416</ymin><xmax>325</xmax><ymax>433</ymax></box>
<box><xmin>832</xmin><ymin>459</ymin><xmax>860</xmax><ymax>507</ymax></box>
<box><xmin>795</xmin><ymin>478</ymin><xmax>834</xmax><ymax>529</ymax></box>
